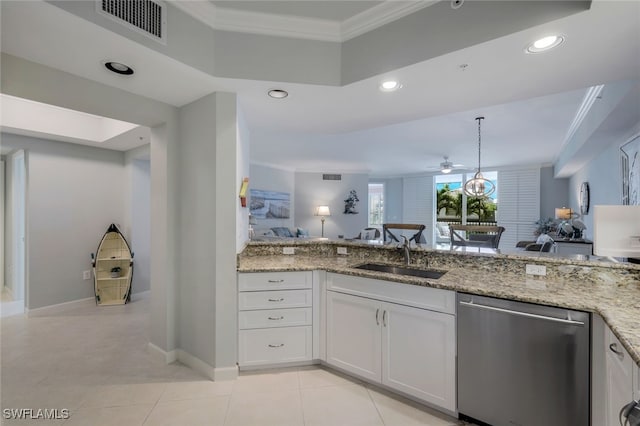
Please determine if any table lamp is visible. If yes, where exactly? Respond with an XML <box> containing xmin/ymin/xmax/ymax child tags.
<box><xmin>315</xmin><ymin>206</ymin><xmax>331</xmax><ymax>237</ymax></box>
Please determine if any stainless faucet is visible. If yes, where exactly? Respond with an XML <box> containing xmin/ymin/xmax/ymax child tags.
<box><xmin>400</xmin><ymin>236</ymin><xmax>411</xmax><ymax>265</ymax></box>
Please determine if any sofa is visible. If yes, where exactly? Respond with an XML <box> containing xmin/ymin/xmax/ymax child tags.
<box><xmin>253</xmin><ymin>227</ymin><xmax>310</xmax><ymax>240</ymax></box>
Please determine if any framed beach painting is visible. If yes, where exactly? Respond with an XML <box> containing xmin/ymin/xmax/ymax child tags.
<box><xmin>621</xmin><ymin>134</ymin><xmax>640</xmax><ymax>205</ymax></box>
<box><xmin>249</xmin><ymin>189</ymin><xmax>291</xmax><ymax>219</ymax></box>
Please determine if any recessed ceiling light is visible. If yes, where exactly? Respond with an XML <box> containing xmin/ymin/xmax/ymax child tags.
<box><xmin>525</xmin><ymin>35</ymin><xmax>565</xmax><ymax>53</ymax></box>
<box><xmin>104</xmin><ymin>61</ymin><xmax>134</xmax><ymax>75</ymax></box>
<box><xmin>268</xmin><ymin>89</ymin><xmax>288</xmax><ymax>99</ymax></box>
<box><xmin>380</xmin><ymin>80</ymin><xmax>402</xmax><ymax>92</ymax></box>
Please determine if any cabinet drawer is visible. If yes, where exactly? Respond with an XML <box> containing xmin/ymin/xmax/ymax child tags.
<box><xmin>239</xmin><ymin>307</ymin><xmax>312</xmax><ymax>329</ymax></box>
<box><xmin>239</xmin><ymin>326</ymin><xmax>312</xmax><ymax>366</ymax></box>
<box><xmin>238</xmin><ymin>271</ymin><xmax>312</xmax><ymax>291</ymax></box>
<box><xmin>239</xmin><ymin>289</ymin><xmax>312</xmax><ymax>310</ymax></box>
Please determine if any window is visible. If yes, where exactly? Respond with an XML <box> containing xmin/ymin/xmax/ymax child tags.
<box><xmin>368</xmin><ymin>183</ymin><xmax>384</xmax><ymax>228</ymax></box>
<box><xmin>435</xmin><ymin>172</ymin><xmax>498</xmax><ymax>240</ymax></box>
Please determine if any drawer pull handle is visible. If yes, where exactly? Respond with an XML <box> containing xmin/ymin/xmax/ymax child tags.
<box><xmin>268</xmin><ymin>316</ymin><xmax>284</xmax><ymax>321</ymax></box>
<box><xmin>268</xmin><ymin>343</ymin><xmax>285</xmax><ymax>348</ymax></box>
<box><xmin>383</xmin><ymin>310</ymin><xmax>387</xmax><ymax>327</ymax></box>
<box><xmin>375</xmin><ymin>309</ymin><xmax>380</xmax><ymax>325</ymax></box>
<box><xmin>609</xmin><ymin>343</ymin><xmax>624</xmax><ymax>356</ymax></box>
<box><xmin>268</xmin><ymin>279</ymin><xmax>285</xmax><ymax>283</ymax></box>
<box><xmin>268</xmin><ymin>298</ymin><xmax>284</xmax><ymax>302</ymax></box>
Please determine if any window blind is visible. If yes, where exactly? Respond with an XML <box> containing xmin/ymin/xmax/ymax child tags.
<box><xmin>497</xmin><ymin>168</ymin><xmax>540</xmax><ymax>250</ymax></box>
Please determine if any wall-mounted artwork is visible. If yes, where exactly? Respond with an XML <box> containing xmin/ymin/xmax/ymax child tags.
<box><xmin>344</xmin><ymin>190</ymin><xmax>359</xmax><ymax>214</ymax></box>
<box><xmin>249</xmin><ymin>189</ymin><xmax>291</xmax><ymax>219</ymax></box>
<box><xmin>621</xmin><ymin>134</ymin><xmax>640</xmax><ymax>205</ymax></box>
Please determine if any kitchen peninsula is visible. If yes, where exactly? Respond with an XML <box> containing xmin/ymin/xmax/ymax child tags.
<box><xmin>237</xmin><ymin>239</ymin><xmax>640</xmax><ymax>425</ymax></box>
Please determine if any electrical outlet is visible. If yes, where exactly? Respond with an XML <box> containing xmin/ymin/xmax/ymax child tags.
<box><xmin>337</xmin><ymin>247</ymin><xmax>348</xmax><ymax>255</ymax></box>
<box><xmin>283</xmin><ymin>247</ymin><xmax>295</xmax><ymax>255</ymax></box>
<box><xmin>83</xmin><ymin>270</ymin><xmax>91</xmax><ymax>280</ymax></box>
<box><xmin>526</xmin><ymin>264</ymin><xmax>547</xmax><ymax>276</ymax></box>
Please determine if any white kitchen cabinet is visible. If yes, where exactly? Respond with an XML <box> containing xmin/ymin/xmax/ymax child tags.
<box><xmin>326</xmin><ymin>290</ymin><xmax>381</xmax><ymax>382</ymax></box>
<box><xmin>605</xmin><ymin>324</ymin><xmax>636</xmax><ymax>426</ymax></box>
<box><xmin>325</xmin><ymin>273</ymin><xmax>456</xmax><ymax>412</ymax></box>
<box><xmin>382</xmin><ymin>300</ymin><xmax>455</xmax><ymax>410</ymax></box>
<box><xmin>238</xmin><ymin>271</ymin><xmax>314</xmax><ymax>367</ymax></box>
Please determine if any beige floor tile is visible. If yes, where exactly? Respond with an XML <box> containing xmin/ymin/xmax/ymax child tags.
<box><xmin>64</xmin><ymin>404</ymin><xmax>153</xmax><ymax>426</ymax></box>
<box><xmin>142</xmin><ymin>396</ymin><xmax>229</xmax><ymax>426</ymax></box>
<box><xmin>298</xmin><ymin>366</ymin><xmax>362</xmax><ymax>389</ymax></box>
<box><xmin>78</xmin><ymin>383</ymin><xmax>167</xmax><ymax>408</ymax></box>
<box><xmin>160</xmin><ymin>380</ymin><xmax>235</xmax><ymax>402</ymax></box>
<box><xmin>301</xmin><ymin>384</ymin><xmax>384</xmax><ymax>426</ymax></box>
<box><xmin>233</xmin><ymin>369</ymin><xmax>299</xmax><ymax>394</ymax></box>
<box><xmin>367</xmin><ymin>387</ymin><xmax>459</xmax><ymax>426</ymax></box>
<box><xmin>1</xmin><ymin>384</ymin><xmax>90</xmax><ymax>411</ymax></box>
<box><xmin>225</xmin><ymin>390</ymin><xmax>304</xmax><ymax>426</ymax></box>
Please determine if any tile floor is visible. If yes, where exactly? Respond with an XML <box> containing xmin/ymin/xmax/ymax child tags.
<box><xmin>1</xmin><ymin>297</ymin><xmax>471</xmax><ymax>425</ymax></box>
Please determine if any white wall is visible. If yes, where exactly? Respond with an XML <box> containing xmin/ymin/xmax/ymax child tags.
<box><xmin>2</xmin><ymin>133</ymin><xmax>126</xmax><ymax>309</ymax></box>
<box><xmin>249</xmin><ymin>163</ymin><xmax>295</xmax><ymax>231</ymax></box>
<box><xmin>568</xmin><ymin>126</ymin><xmax>640</xmax><ymax>240</ymax></box>
<box><xmin>294</xmin><ymin>172</ymin><xmax>368</xmax><ymax>238</ymax></box>
<box><xmin>379</xmin><ymin>178</ymin><xmax>403</xmax><ymax>223</ymax></box>
<box><xmin>236</xmin><ymin>107</ymin><xmax>251</xmax><ymax>252</ymax></box>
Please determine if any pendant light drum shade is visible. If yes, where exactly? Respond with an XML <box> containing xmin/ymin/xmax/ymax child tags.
<box><xmin>463</xmin><ymin>117</ymin><xmax>495</xmax><ymax>198</ymax></box>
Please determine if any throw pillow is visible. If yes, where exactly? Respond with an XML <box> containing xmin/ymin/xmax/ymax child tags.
<box><xmin>297</xmin><ymin>228</ymin><xmax>309</xmax><ymax>238</ymax></box>
<box><xmin>271</xmin><ymin>227</ymin><xmax>294</xmax><ymax>238</ymax></box>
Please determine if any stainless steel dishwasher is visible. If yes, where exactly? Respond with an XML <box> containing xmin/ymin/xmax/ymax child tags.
<box><xmin>457</xmin><ymin>293</ymin><xmax>590</xmax><ymax>426</ymax></box>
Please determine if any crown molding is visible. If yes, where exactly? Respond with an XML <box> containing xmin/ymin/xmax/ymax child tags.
<box><xmin>341</xmin><ymin>0</ymin><xmax>437</xmax><ymax>41</ymax></box>
<box><xmin>170</xmin><ymin>1</ymin><xmax>435</xmax><ymax>43</ymax></box>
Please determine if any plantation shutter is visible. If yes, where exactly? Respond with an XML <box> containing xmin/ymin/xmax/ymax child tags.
<box><xmin>497</xmin><ymin>168</ymin><xmax>540</xmax><ymax>250</ymax></box>
<box><xmin>401</xmin><ymin>176</ymin><xmax>434</xmax><ymax>243</ymax></box>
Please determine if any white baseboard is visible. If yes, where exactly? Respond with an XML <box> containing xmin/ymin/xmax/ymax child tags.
<box><xmin>27</xmin><ymin>296</ymin><xmax>95</xmax><ymax>317</ymax></box>
<box><xmin>148</xmin><ymin>342</ymin><xmax>178</xmax><ymax>364</ymax></box>
<box><xmin>212</xmin><ymin>365</ymin><xmax>239</xmax><ymax>381</ymax></box>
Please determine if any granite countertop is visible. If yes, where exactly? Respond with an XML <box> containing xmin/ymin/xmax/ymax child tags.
<box><xmin>238</xmin><ymin>255</ymin><xmax>640</xmax><ymax>366</ymax></box>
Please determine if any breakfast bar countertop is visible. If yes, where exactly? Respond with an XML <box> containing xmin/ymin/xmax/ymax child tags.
<box><xmin>237</xmin><ymin>253</ymin><xmax>640</xmax><ymax>367</ymax></box>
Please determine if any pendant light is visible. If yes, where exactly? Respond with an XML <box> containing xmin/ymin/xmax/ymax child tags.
<box><xmin>463</xmin><ymin>117</ymin><xmax>495</xmax><ymax>198</ymax></box>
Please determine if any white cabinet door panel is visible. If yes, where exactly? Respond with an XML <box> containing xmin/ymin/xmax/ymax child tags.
<box><xmin>381</xmin><ymin>301</ymin><xmax>456</xmax><ymax>411</ymax></box>
<box><xmin>326</xmin><ymin>291</ymin><xmax>381</xmax><ymax>382</ymax></box>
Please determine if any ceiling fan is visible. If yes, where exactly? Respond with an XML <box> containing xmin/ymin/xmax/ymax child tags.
<box><xmin>426</xmin><ymin>156</ymin><xmax>466</xmax><ymax>174</ymax></box>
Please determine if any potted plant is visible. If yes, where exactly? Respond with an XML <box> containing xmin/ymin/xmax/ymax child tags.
<box><xmin>534</xmin><ymin>218</ymin><xmax>557</xmax><ymax>236</ymax></box>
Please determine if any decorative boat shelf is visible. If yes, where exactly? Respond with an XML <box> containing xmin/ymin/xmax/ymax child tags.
<box><xmin>91</xmin><ymin>224</ymin><xmax>134</xmax><ymax>306</ymax></box>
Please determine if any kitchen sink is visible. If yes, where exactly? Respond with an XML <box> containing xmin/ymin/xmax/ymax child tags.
<box><xmin>354</xmin><ymin>263</ymin><xmax>447</xmax><ymax>279</ymax></box>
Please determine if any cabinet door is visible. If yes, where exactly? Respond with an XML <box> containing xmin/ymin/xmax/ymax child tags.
<box><xmin>381</xmin><ymin>302</ymin><xmax>456</xmax><ymax>412</ymax></box>
<box><xmin>605</xmin><ymin>329</ymin><xmax>634</xmax><ymax>426</ymax></box>
<box><xmin>326</xmin><ymin>291</ymin><xmax>381</xmax><ymax>382</ymax></box>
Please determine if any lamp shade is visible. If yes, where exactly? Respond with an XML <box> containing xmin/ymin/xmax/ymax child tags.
<box><xmin>555</xmin><ymin>207</ymin><xmax>572</xmax><ymax>220</ymax></box>
<box><xmin>315</xmin><ymin>205</ymin><xmax>331</xmax><ymax>216</ymax></box>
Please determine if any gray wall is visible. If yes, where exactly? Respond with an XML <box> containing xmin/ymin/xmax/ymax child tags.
<box><xmin>129</xmin><ymin>158</ymin><xmax>151</xmax><ymax>293</ymax></box>
<box><xmin>2</xmin><ymin>133</ymin><xmax>126</xmax><ymax>309</ymax></box>
<box><xmin>294</xmin><ymin>172</ymin><xmax>368</xmax><ymax>239</ymax></box>
<box><xmin>372</xmin><ymin>177</ymin><xmax>403</xmax><ymax>224</ymax></box>
<box><xmin>540</xmin><ymin>166</ymin><xmax>569</xmax><ymax>220</ymax></box>
<box><xmin>176</xmin><ymin>92</ymin><xmax>240</xmax><ymax>372</ymax></box>
<box><xmin>568</xmin><ymin>126</ymin><xmax>640</xmax><ymax>240</ymax></box>
<box><xmin>250</xmin><ymin>163</ymin><xmax>295</xmax><ymax>231</ymax></box>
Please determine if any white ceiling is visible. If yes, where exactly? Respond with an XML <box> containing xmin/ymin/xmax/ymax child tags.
<box><xmin>211</xmin><ymin>0</ymin><xmax>383</xmax><ymax>21</ymax></box>
<box><xmin>1</xmin><ymin>0</ymin><xmax>639</xmax><ymax>173</ymax></box>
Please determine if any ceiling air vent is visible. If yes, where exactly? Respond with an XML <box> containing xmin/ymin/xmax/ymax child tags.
<box><xmin>97</xmin><ymin>0</ymin><xmax>167</xmax><ymax>43</ymax></box>
<box><xmin>323</xmin><ymin>174</ymin><xmax>342</xmax><ymax>181</ymax></box>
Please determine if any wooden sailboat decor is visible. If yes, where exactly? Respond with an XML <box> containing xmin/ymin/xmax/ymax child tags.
<box><xmin>91</xmin><ymin>224</ymin><xmax>133</xmax><ymax>306</ymax></box>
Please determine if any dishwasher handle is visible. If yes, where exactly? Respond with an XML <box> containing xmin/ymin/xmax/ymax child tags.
<box><xmin>459</xmin><ymin>300</ymin><xmax>585</xmax><ymax>326</ymax></box>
